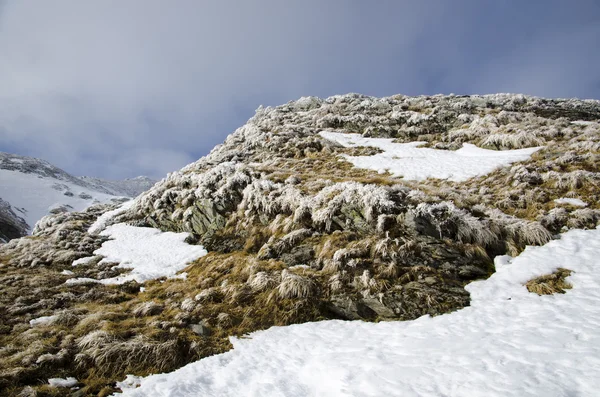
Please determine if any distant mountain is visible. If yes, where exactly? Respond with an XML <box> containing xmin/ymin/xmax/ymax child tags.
<box><xmin>79</xmin><ymin>175</ymin><xmax>156</xmax><ymax>197</ymax></box>
<box><xmin>0</xmin><ymin>152</ymin><xmax>156</xmax><ymax>239</ymax></box>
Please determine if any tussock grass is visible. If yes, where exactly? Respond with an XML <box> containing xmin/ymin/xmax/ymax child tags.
<box><xmin>276</xmin><ymin>269</ymin><xmax>317</xmax><ymax>299</ymax></box>
<box><xmin>525</xmin><ymin>268</ymin><xmax>573</xmax><ymax>295</ymax></box>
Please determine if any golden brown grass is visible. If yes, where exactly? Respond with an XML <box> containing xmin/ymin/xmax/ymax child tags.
<box><xmin>525</xmin><ymin>268</ymin><xmax>573</xmax><ymax>295</ymax></box>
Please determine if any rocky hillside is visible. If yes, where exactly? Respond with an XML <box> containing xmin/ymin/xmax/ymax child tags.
<box><xmin>0</xmin><ymin>93</ymin><xmax>599</xmax><ymax>395</ymax></box>
<box><xmin>0</xmin><ymin>152</ymin><xmax>156</xmax><ymax>239</ymax></box>
<box><xmin>0</xmin><ymin>199</ymin><xmax>28</xmax><ymax>244</ymax></box>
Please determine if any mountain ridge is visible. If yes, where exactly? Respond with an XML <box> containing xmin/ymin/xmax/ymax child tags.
<box><xmin>0</xmin><ymin>152</ymin><xmax>157</xmax><ymax>239</ymax></box>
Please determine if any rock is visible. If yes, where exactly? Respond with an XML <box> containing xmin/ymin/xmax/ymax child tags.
<box><xmin>190</xmin><ymin>321</ymin><xmax>211</xmax><ymax>336</ymax></box>
<box><xmin>280</xmin><ymin>245</ymin><xmax>315</xmax><ymax>267</ymax></box>
<box><xmin>360</xmin><ymin>297</ymin><xmax>397</xmax><ymax>318</ymax></box>
<box><xmin>327</xmin><ymin>296</ymin><xmax>377</xmax><ymax>320</ymax></box>
<box><xmin>189</xmin><ymin>199</ymin><xmax>226</xmax><ymax>238</ymax></box>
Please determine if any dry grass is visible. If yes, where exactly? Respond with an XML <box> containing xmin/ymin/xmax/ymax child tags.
<box><xmin>525</xmin><ymin>268</ymin><xmax>573</xmax><ymax>295</ymax></box>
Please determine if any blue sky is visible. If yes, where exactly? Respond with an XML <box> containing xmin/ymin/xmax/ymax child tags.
<box><xmin>0</xmin><ymin>0</ymin><xmax>598</xmax><ymax>180</ymax></box>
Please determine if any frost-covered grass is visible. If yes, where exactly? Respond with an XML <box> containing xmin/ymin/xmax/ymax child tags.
<box><xmin>116</xmin><ymin>227</ymin><xmax>600</xmax><ymax>397</ymax></box>
<box><xmin>3</xmin><ymin>93</ymin><xmax>599</xmax><ymax>395</ymax></box>
<box><xmin>320</xmin><ymin>131</ymin><xmax>541</xmax><ymax>182</ymax></box>
<box><xmin>67</xmin><ymin>224</ymin><xmax>207</xmax><ymax>284</ymax></box>
<box><xmin>88</xmin><ymin>200</ymin><xmax>135</xmax><ymax>234</ymax></box>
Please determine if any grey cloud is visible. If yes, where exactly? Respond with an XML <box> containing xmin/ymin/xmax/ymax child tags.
<box><xmin>0</xmin><ymin>1</ymin><xmax>598</xmax><ymax>179</ymax></box>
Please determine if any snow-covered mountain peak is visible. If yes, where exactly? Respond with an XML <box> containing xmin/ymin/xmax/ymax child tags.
<box><xmin>0</xmin><ymin>152</ymin><xmax>156</xmax><ymax>239</ymax></box>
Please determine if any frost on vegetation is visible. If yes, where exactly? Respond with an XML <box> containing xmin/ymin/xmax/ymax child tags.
<box><xmin>485</xmin><ymin>208</ymin><xmax>552</xmax><ymax>247</ymax></box>
<box><xmin>77</xmin><ymin>331</ymin><xmax>184</xmax><ymax>377</ymax></box>
<box><xmin>246</xmin><ymin>271</ymin><xmax>278</xmax><ymax>292</ymax></box>
<box><xmin>373</xmin><ymin>237</ymin><xmax>421</xmax><ymax>261</ymax></box>
<box><xmin>481</xmin><ymin>131</ymin><xmax>545</xmax><ymax>150</ymax></box>
<box><xmin>277</xmin><ymin>269</ymin><xmax>316</xmax><ymax>299</ymax></box>
<box><xmin>88</xmin><ymin>200</ymin><xmax>135</xmax><ymax>234</ymax></box>
<box><xmin>311</xmin><ymin>182</ymin><xmax>396</xmax><ymax>230</ymax></box>
<box><xmin>411</xmin><ymin>202</ymin><xmax>498</xmax><ymax>246</ymax></box>
<box><xmin>242</xmin><ymin>180</ymin><xmax>396</xmax><ymax>232</ymax></box>
<box><xmin>131</xmin><ymin>162</ymin><xmax>256</xmax><ymax>225</ymax></box>
<box><xmin>132</xmin><ymin>302</ymin><xmax>164</xmax><ymax>318</ymax></box>
<box><xmin>567</xmin><ymin>208</ymin><xmax>600</xmax><ymax>229</ymax></box>
<box><xmin>542</xmin><ymin>170</ymin><xmax>600</xmax><ymax>190</ymax></box>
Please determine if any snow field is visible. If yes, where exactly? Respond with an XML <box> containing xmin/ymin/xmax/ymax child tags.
<box><xmin>0</xmin><ymin>169</ymin><xmax>118</xmax><ymax>232</ymax></box>
<box><xmin>319</xmin><ymin>131</ymin><xmax>542</xmax><ymax>182</ymax></box>
<box><xmin>115</xmin><ymin>227</ymin><xmax>600</xmax><ymax>397</ymax></box>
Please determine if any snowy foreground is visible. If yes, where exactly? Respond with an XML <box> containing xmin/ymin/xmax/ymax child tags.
<box><xmin>115</xmin><ymin>227</ymin><xmax>600</xmax><ymax>397</ymax></box>
<box><xmin>319</xmin><ymin>131</ymin><xmax>541</xmax><ymax>182</ymax></box>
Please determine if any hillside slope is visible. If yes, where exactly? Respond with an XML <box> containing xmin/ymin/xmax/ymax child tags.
<box><xmin>0</xmin><ymin>152</ymin><xmax>156</xmax><ymax>238</ymax></box>
<box><xmin>0</xmin><ymin>93</ymin><xmax>599</xmax><ymax>395</ymax></box>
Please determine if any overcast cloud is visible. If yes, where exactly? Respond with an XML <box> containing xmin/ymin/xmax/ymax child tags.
<box><xmin>0</xmin><ymin>1</ymin><xmax>599</xmax><ymax>179</ymax></box>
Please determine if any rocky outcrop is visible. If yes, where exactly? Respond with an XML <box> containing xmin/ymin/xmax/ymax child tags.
<box><xmin>0</xmin><ymin>199</ymin><xmax>28</xmax><ymax>243</ymax></box>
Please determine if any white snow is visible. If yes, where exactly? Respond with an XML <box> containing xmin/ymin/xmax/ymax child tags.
<box><xmin>72</xmin><ymin>256</ymin><xmax>97</xmax><ymax>267</ymax></box>
<box><xmin>67</xmin><ymin>224</ymin><xmax>207</xmax><ymax>284</ymax></box>
<box><xmin>116</xmin><ymin>375</ymin><xmax>143</xmax><ymax>391</ymax></box>
<box><xmin>319</xmin><ymin>131</ymin><xmax>542</xmax><ymax>182</ymax></box>
<box><xmin>88</xmin><ymin>200</ymin><xmax>135</xmax><ymax>234</ymax></box>
<box><xmin>65</xmin><ymin>277</ymin><xmax>105</xmax><ymax>285</ymax></box>
<box><xmin>115</xmin><ymin>227</ymin><xmax>600</xmax><ymax>397</ymax></box>
<box><xmin>571</xmin><ymin>120</ymin><xmax>596</xmax><ymax>126</ymax></box>
<box><xmin>48</xmin><ymin>377</ymin><xmax>78</xmax><ymax>388</ymax></box>
<box><xmin>0</xmin><ymin>169</ymin><xmax>119</xmax><ymax>232</ymax></box>
<box><xmin>554</xmin><ymin>197</ymin><xmax>587</xmax><ymax>207</ymax></box>
<box><xmin>29</xmin><ymin>315</ymin><xmax>58</xmax><ymax>327</ymax></box>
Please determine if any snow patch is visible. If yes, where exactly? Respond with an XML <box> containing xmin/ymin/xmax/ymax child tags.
<box><xmin>571</xmin><ymin>120</ymin><xmax>596</xmax><ymax>126</ymax></box>
<box><xmin>319</xmin><ymin>131</ymin><xmax>542</xmax><ymax>182</ymax></box>
<box><xmin>72</xmin><ymin>256</ymin><xmax>97</xmax><ymax>267</ymax></box>
<box><xmin>67</xmin><ymin>225</ymin><xmax>207</xmax><ymax>285</ymax></box>
<box><xmin>29</xmin><ymin>315</ymin><xmax>58</xmax><ymax>327</ymax></box>
<box><xmin>48</xmin><ymin>377</ymin><xmax>77</xmax><ymax>388</ymax></box>
<box><xmin>116</xmin><ymin>375</ymin><xmax>143</xmax><ymax>391</ymax></box>
<box><xmin>115</xmin><ymin>227</ymin><xmax>600</xmax><ymax>397</ymax></box>
<box><xmin>554</xmin><ymin>197</ymin><xmax>587</xmax><ymax>207</ymax></box>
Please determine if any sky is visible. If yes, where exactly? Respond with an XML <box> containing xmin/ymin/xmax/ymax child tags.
<box><xmin>0</xmin><ymin>0</ymin><xmax>599</xmax><ymax>180</ymax></box>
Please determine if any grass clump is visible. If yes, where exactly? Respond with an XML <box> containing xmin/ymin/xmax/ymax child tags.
<box><xmin>525</xmin><ymin>268</ymin><xmax>573</xmax><ymax>295</ymax></box>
